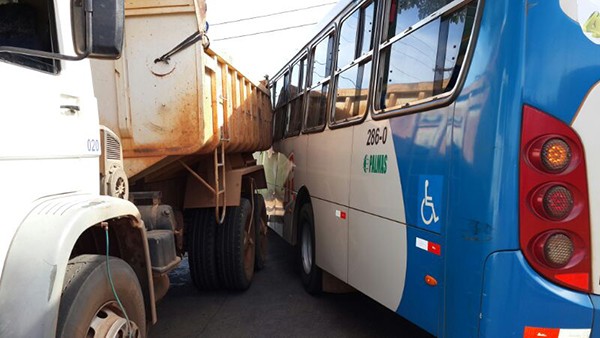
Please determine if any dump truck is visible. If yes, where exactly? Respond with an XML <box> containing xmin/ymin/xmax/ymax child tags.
<box><xmin>0</xmin><ymin>0</ymin><xmax>271</xmax><ymax>337</ymax></box>
<box><xmin>92</xmin><ymin>0</ymin><xmax>272</xmax><ymax>292</ymax></box>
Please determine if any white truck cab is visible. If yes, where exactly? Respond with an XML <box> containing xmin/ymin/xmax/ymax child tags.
<box><xmin>0</xmin><ymin>1</ymin><xmax>155</xmax><ymax>337</ymax></box>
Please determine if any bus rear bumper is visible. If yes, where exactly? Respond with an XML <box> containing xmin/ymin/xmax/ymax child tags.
<box><xmin>479</xmin><ymin>251</ymin><xmax>594</xmax><ymax>338</ymax></box>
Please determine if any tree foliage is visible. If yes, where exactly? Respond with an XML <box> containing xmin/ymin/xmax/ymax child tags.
<box><xmin>395</xmin><ymin>0</ymin><xmax>466</xmax><ymax>23</ymax></box>
<box><xmin>396</xmin><ymin>0</ymin><xmax>452</xmax><ymax>20</ymax></box>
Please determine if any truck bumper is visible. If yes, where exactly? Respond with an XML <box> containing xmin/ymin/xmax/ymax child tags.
<box><xmin>479</xmin><ymin>251</ymin><xmax>593</xmax><ymax>337</ymax></box>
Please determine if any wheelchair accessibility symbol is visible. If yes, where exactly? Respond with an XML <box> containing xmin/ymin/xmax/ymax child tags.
<box><xmin>421</xmin><ymin>180</ymin><xmax>439</xmax><ymax>225</ymax></box>
<box><xmin>418</xmin><ymin>175</ymin><xmax>443</xmax><ymax>233</ymax></box>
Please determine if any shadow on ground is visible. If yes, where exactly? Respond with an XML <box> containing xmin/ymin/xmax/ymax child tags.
<box><xmin>149</xmin><ymin>230</ymin><xmax>434</xmax><ymax>338</ymax></box>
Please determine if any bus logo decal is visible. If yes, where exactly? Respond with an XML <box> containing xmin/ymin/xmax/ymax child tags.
<box><xmin>418</xmin><ymin>175</ymin><xmax>443</xmax><ymax>233</ymax></box>
<box><xmin>363</xmin><ymin>154</ymin><xmax>388</xmax><ymax>174</ymax></box>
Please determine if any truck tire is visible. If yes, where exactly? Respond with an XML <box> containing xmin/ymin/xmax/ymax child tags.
<box><xmin>217</xmin><ymin>198</ymin><xmax>255</xmax><ymax>290</ymax></box>
<box><xmin>56</xmin><ymin>255</ymin><xmax>146</xmax><ymax>338</ymax></box>
<box><xmin>186</xmin><ymin>208</ymin><xmax>220</xmax><ymax>290</ymax></box>
<box><xmin>254</xmin><ymin>194</ymin><xmax>268</xmax><ymax>271</ymax></box>
<box><xmin>298</xmin><ymin>203</ymin><xmax>322</xmax><ymax>294</ymax></box>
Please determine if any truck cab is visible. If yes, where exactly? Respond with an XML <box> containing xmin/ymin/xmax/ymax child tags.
<box><xmin>0</xmin><ymin>1</ymin><xmax>155</xmax><ymax>337</ymax></box>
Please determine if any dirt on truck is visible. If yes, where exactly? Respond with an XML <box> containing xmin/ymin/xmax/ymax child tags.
<box><xmin>92</xmin><ymin>0</ymin><xmax>272</xmax><ymax>293</ymax></box>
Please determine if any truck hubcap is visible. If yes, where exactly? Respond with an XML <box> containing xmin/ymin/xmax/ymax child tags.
<box><xmin>88</xmin><ymin>301</ymin><xmax>140</xmax><ymax>338</ymax></box>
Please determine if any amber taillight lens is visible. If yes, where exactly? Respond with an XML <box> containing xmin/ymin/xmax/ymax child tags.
<box><xmin>541</xmin><ymin>138</ymin><xmax>571</xmax><ymax>172</ymax></box>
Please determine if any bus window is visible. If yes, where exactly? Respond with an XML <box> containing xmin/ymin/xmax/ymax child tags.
<box><xmin>359</xmin><ymin>1</ymin><xmax>375</xmax><ymax>56</ymax></box>
<box><xmin>332</xmin><ymin>1</ymin><xmax>376</xmax><ymax>123</ymax></box>
<box><xmin>272</xmin><ymin>73</ymin><xmax>289</xmax><ymax>141</ymax></box>
<box><xmin>375</xmin><ymin>3</ymin><xmax>477</xmax><ymax>113</ymax></box>
<box><xmin>305</xmin><ymin>33</ymin><xmax>335</xmax><ymax>131</ymax></box>
<box><xmin>435</xmin><ymin>5</ymin><xmax>477</xmax><ymax>94</ymax></box>
<box><xmin>336</xmin><ymin>10</ymin><xmax>359</xmax><ymax>70</ymax></box>
<box><xmin>386</xmin><ymin>0</ymin><xmax>452</xmax><ymax>40</ymax></box>
<box><xmin>286</xmin><ymin>56</ymin><xmax>306</xmax><ymax>137</ymax></box>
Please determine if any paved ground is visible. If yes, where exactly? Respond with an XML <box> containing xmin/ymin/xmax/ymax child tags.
<box><xmin>148</xmin><ymin>230</ymin><xmax>434</xmax><ymax>338</ymax></box>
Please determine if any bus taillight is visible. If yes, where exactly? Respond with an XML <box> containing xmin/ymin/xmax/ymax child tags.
<box><xmin>541</xmin><ymin>138</ymin><xmax>572</xmax><ymax>172</ymax></box>
<box><xmin>520</xmin><ymin>105</ymin><xmax>592</xmax><ymax>293</ymax></box>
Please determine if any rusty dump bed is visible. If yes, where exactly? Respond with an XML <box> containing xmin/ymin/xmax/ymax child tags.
<box><xmin>92</xmin><ymin>0</ymin><xmax>272</xmax><ymax>179</ymax></box>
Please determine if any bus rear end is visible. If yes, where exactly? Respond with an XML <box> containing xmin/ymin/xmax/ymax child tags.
<box><xmin>472</xmin><ymin>1</ymin><xmax>600</xmax><ymax>337</ymax></box>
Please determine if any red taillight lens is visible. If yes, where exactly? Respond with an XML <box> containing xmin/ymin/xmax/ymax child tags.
<box><xmin>520</xmin><ymin>105</ymin><xmax>591</xmax><ymax>292</ymax></box>
<box><xmin>542</xmin><ymin>185</ymin><xmax>574</xmax><ymax>220</ymax></box>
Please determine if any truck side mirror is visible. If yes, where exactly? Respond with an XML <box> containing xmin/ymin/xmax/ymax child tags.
<box><xmin>72</xmin><ymin>0</ymin><xmax>124</xmax><ymax>59</ymax></box>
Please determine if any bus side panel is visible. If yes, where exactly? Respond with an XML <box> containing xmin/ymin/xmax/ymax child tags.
<box><xmin>388</xmin><ymin>105</ymin><xmax>452</xmax><ymax>336</ymax></box>
<box><xmin>307</xmin><ymin>128</ymin><xmax>353</xmax><ymax>281</ymax></box>
<box><xmin>313</xmin><ymin>198</ymin><xmax>348</xmax><ymax>282</ymax></box>
<box><xmin>349</xmin><ymin>119</ymin><xmax>406</xmax><ymax>222</ymax></box>
<box><xmin>348</xmin><ymin>209</ymin><xmax>407</xmax><ymax>311</ymax></box>
<box><xmin>479</xmin><ymin>252</ymin><xmax>593</xmax><ymax>337</ymax></box>
<box><xmin>444</xmin><ymin>0</ymin><xmax>527</xmax><ymax>336</ymax></box>
<box><xmin>348</xmin><ymin>118</ymin><xmax>408</xmax><ymax>312</ymax></box>
<box><xmin>523</xmin><ymin>0</ymin><xmax>600</xmax><ymax>124</ymax></box>
<box><xmin>305</xmin><ymin>128</ymin><xmax>353</xmax><ymax>205</ymax></box>
<box><xmin>396</xmin><ymin>227</ymin><xmax>443</xmax><ymax>336</ymax></box>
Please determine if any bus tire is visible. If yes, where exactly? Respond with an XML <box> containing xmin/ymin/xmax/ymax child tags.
<box><xmin>254</xmin><ymin>194</ymin><xmax>268</xmax><ymax>271</ymax></box>
<box><xmin>56</xmin><ymin>255</ymin><xmax>146</xmax><ymax>338</ymax></box>
<box><xmin>298</xmin><ymin>203</ymin><xmax>321</xmax><ymax>294</ymax></box>
<box><xmin>217</xmin><ymin>198</ymin><xmax>256</xmax><ymax>290</ymax></box>
<box><xmin>186</xmin><ymin>208</ymin><xmax>220</xmax><ymax>290</ymax></box>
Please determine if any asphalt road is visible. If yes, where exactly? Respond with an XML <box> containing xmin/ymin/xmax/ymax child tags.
<box><xmin>148</xmin><ymin>229</ymin><xmax>434</xmax><ymax>338</ymax></box>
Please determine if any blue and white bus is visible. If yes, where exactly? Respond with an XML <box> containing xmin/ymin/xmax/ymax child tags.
<box><xmin>260</xmin><ymin>0</ymin><xmax>600</xmax><ymax>336</ymax></box>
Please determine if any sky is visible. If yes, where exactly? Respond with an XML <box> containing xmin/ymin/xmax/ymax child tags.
<box><xmin>206</xmin><ymin>0</ymin><xmax>339</xmax><ymax>83</ymax></box>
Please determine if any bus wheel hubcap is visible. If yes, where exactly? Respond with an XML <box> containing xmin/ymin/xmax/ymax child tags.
<box><xmin>301</xmin><ymin>224</ymin><xmax>312</xmax><ymax>275</ymax></box>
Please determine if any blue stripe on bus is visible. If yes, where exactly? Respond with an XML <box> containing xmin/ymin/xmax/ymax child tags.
<box><xmin>389</xmin><ymin>0</ymin><xmax>528</xmax><ymax>335</ymax></box>
<box><xmin>479</xmin><ymin>251</ymin><xmax>593</xmax><ymax>337</ymax></box>
<box><xmin>396</xmin><ymin>226</ymin><xmax>443</xmax><ymax>336</ymax></box>
<box><xmin>524</xmin><ymin>0</ymin><xmax>600</xmax><ymax>123</ymax></box>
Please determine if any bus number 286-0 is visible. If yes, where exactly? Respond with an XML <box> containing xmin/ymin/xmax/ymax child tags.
<box><xmin>366</xmin><ymin>127</ymin><xmax>388</xmax><ymax>146</ymax></box>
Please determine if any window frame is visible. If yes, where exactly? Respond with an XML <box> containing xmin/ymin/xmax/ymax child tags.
<box><xmin>284</xmin><ymin>51</ymin><xmax>308</xmax><ymax>138</ymax></box>
<box><xmin>0</xmin><ymin>0</ymin><xmax>61</xmax><ymax>74</ymax></box>
<box><xmin>329</xmin><ymin>0</ymin><xmax>379</xmax><ymax>129</ymax></box>
<box><xmin>371</xmin><ymin>0</ymin><xmax>481</xmax><ymax>120</ymax></box>
<box><xmin>302</xmin><ymin>27</ymin><xmax>336</xmax><ymax>134</ymax></box>
<box><xmin>271</xmin><ymin>71</ymin><xmax>290</xmax><ymax>142</ymax></box>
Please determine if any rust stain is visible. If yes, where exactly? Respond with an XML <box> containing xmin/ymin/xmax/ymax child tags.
<box><xmin>124</xmin><ymin>91</ymin><xmax>204</xmax><ymax>158</ymax></box>
<box><xmin>122</xmin><ymin>54</ymin><xmax>274</xmax><ymax>178</ymax></box>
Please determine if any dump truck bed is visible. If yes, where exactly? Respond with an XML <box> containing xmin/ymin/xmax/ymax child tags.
<box><xmin>92</xmin><ymin>0</ymin><xmax>272</xmax><ymax>180</ymax></box>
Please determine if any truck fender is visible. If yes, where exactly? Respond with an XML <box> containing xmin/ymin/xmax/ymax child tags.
<box><xmin>225</xmin><ymin>164</ymin><xmax>268</xmax><ymax>206</ymax></box>
<box><xmin>0</xmin><ymin>193</ymin><xmax>152</xmax><ymax>338</ymax></box>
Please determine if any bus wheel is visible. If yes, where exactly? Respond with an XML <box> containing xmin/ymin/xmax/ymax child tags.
<box><xmin>298</xmin><ymin>203</ymin><xmax>321</xmax><ymax>294</ymax></box>
<box><xmin>56</xmin><ymin>255</ymin><xmax>146</xmax><ymax>338</ymax></box>
<box><xmin>217</xmin><ymin>198</ymin><xmax>256</xmax><ymax>290</ymax></box>
<box><xmin>186</xmin><ymin>208</ymin><xmax>220</xmax><ymax>290</ymax></box>
<box><xmin>254</xmin><ymin>193</ymin><xmax>268</xmax><ymax>270</ymax></box>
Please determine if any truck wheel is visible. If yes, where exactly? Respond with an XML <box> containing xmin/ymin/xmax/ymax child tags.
<box><xmin>56</xmin><ymin>255</ymin><xmax>146</xmax><ymax>338</ymax></box>
<box><xmin>186</xmin><ymin>208</ymin><xmax>220</xmax><ymax>290</ymax></box>
<box><xmin>298</xmin><ymin>203</ymin><xmax>321</xmax><ymax>294</ymax></box>
<box><xmin>254</xmin><ymin>194</ymin><xmax>268</xmax><ymax>270</ymax></box>
<box><xmin>217</xmin><ymin>198</ymin><xmax>255</xmax><ymax>290</ymax></box>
